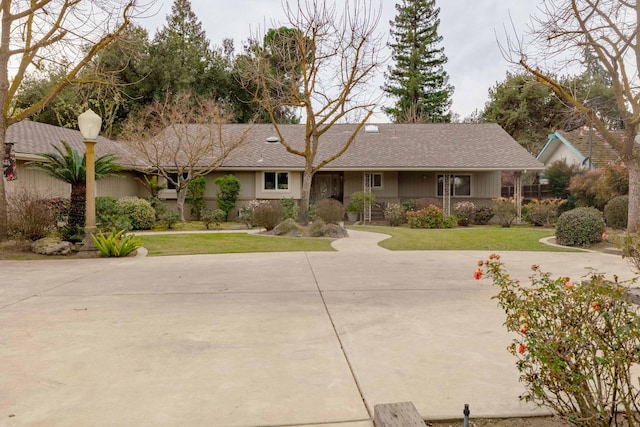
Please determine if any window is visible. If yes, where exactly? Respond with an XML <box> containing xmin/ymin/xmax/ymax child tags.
<box><xmin>437</xmin><ymin>174</ymin><xmax>471</xmax><ymax>197</ymax></box>
<box><xmin>166</xmin><ymin>172</ymin><xmax>188</xmax><ymax>190</ymax></box>
<box><xmin>264</xmin><ymin>172</ymin><xmax>289</xmax><ymax>190</ymax></box>
<box><xmin>366</xmin><ymin>173</ymin><xmax>383</xmax><ymax>189</ymax></box>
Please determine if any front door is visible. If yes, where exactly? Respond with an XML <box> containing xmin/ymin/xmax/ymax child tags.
<box><xmin>311</xmin><ymin>173</ymin><xmax>343</xmax><ymax>204</ymax></box>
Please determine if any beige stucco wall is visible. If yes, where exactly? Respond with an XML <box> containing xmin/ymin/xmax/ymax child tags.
<box><xmin>6</xmin><ymin>161</ymin><xmax>70</xmax><ymax>198</ymax></box>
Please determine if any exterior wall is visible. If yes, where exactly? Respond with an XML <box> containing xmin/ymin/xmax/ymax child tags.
<box><xmin>6</xmin><ymin>161</ymin><xmax>70</xmax><ymax>198</ymax></box>
<box><xmin>343</xmin><ymin>171</ymin><xmax>399</xmax><ymax>200</ymax></box>
<box><xmin>396</xmin><ymin>170</ymin><xmax>501</xmax><ymax>204</ymax></box>
<box><xmin>253</xmin><ymin>170</ymin><xmax>302</xmax><ymax>200</ymax></box>
<box><xmin>97</xmin><ymin>172</ymin><xmax>147</xmax><ymax>198</ymax></box>
<box><xmin>544</xmin><ymin>142</ymin><xmax>584</xmax><ymax>167</ymax></box>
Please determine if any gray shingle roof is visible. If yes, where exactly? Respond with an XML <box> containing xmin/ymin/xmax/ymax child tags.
<box><xmin>8</xmin><ymin>120</ymin><xmax>544</xmax><ymax>172</ymax></box>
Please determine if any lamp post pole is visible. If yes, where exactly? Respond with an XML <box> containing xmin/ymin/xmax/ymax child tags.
<box><xmin>78</xmin><ymin>109</ymin><xmax>102</xmax><ymax>251</ymax></box>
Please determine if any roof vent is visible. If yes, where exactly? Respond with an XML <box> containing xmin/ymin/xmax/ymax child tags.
<box><xmin>364</xmin><ymin>124</ymin><xmax>379</xmax><ymax>133</ymax></box>
<box><xmin>266</xmin><ymin>136</ymin><xmax>280</xmax><ymax>143</ymax></box>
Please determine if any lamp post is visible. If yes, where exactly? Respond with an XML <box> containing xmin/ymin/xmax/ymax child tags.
<box><xmin>78</xmin><ymin>109</ymin><xmax>102</xmax><ymax>250</ymax></box>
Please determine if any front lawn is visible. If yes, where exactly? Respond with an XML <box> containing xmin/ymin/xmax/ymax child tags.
<box><xmin>352</xmin><ymin>224</ymin><xmax>578</xmax><ymax>252</ymax></box>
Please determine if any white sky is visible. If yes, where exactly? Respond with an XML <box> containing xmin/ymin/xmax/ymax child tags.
<box><xmin>138</xmin><ymin>0</ymin><xmax>542</xmax><ymax>121</ymax></box>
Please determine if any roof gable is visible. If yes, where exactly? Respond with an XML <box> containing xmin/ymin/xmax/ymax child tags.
<box><xmin>537</xmin><ymin>129</ymin><xmax>621</xmax><ymax>169</ymax></box>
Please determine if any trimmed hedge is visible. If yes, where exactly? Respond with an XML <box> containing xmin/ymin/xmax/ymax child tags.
<box><xmin>556</xmin><ymin>207</ymin><xmax>605</xmax><ymax>247</ymax></box>
<box><xmin>604</xmin><ymin>195</ymin><xmax>628</xmax><ymax>230</ymax></box>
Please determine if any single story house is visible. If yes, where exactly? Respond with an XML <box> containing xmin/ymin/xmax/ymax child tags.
<box><xmin>537</xmin><ymin>127</ymin><xmax>621</xmax><ymax>171</ymax></box>
<box><xmin>6</xmin><ymin>120</ymin><xmax>544</xmax><ymax>219</ymax></box>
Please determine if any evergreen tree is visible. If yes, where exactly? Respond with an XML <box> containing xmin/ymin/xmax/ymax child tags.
<box><xmin>147</xmin><ymin>0</ymin><xmax>217</xmax><ymax>99</ymax></box>
<box><xmin>383</xmin><ymin>0</ymin><xmax>454</xmax><ymax>123</ymax></box>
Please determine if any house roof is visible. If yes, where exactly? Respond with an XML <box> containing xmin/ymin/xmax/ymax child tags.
<box><xmin>8</xmin><ymin>120</ymin><xmax>544</xmax><ymax>172</ymax></box>
<box><xmin>537</xmin><ymin>128</ymin><xmax>621</xmax><ymax>169</ymax></box>
<box><xmin>7</xmin><ymin>120</ymin><xmax>139</xmax><ymax>166</ymax></box>
<box><xmin>217</xmin><ymin>123</ymin><xmax>544</xmax><ymax>171</ymax></box>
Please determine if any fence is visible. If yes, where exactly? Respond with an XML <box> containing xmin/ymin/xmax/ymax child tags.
<box><xmin>501</xmin><ymin>184</ymin><xmax>549</xmax><ymax>199</ymax></box>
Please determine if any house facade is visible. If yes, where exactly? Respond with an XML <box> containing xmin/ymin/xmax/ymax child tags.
<box><xmin>6</xmin><ymin>121</ymin><xmax>544</xmax><ymax>218</ymax></box>
<box><xmin>537</xmin><ymin>128</ymin><xmax>621</xmax><ymax>171</ymax></box>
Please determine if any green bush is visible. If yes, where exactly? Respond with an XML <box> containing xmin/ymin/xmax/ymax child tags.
<box><xmin>186</xmin><ymin>176</ymin><xmax>207</xmax><ymax>220</ymax></box>
<box><xmin>453</xmin><ymin>201</ymin><xmax>475</xmax><ymax>226</ymax></box>
<box><xmin>494</xmin><ymin>197</ymin><xmax>517</xmax><ymax>227</ymax></box>
<box><xmin>569</xmin><ymin>170</ymin><xmax>608</xmax><ymax>209</ymax></box>
<box><xmin>524</xmin><ymin>198</ymin><xmax>562</xmax><ymax>227</ymax></box>
<box><xmin>314</xmin><ymin>198</ymin><xmax>344</xmax><ymax>224</ymax></box>
<box><xmin>473</xmin><ymin>205</ymin><xmax>494</xmax><ymax>225</ymax></box>
<box><xmin>406</xmin><ymin>205</ymin><xmax>457</xmax><ymax>229</ymax></box>
<box><xmin>159</xmin><ymin>209</ymin><xmax>180</xmax><ymax>229</ymax></box>
<box><xmin>280</xmin><ymin>198</ymin><xmax>299</xmax><ymax>220</ymax></box>
<box><xmin>92</xmin><ymin>228</ymin><xmax>142</xmax><ymax>257</ymax></box>
<box><xmin>555</xmin><ymin>207</ymin><xmax>605</xmax><ymax>246</ymax></box>
<box><xmin>214</xmin><ymin>175</ymin><xmax>240</xmax><ymax>220</ymax></box>
<box><xmin>604</xmin><ymin>195</ymin><xmax>628</xmax><ymax>230</ymax></box>
<box><xmin>384</xmin><ymin>203</ymin><xmax>406</xmax><ymax>226</ymax></box>
<box><xmin>251</xmin><ymin>200</ymin><xmax>285</xmax><ymax>231</ymax></box>
<box><xmin>401</xmin><ymin>199</ymin><xmax>417</xmax><ymax>212</ymax></box>
<box><xmin>348</xmin><ymin>191</ymin><xmax>376</xmax><ymax>213</ymax></box>
<box><xmin>543</xmin><ymin>159</ymin><xmax>580</xmax><ymax>199</ymax></box>
<box><xmin>116</xmin><ymin>197</ymin><xmax>156</xmax><ymax>230</ymax></box>
<box><xmin>201</xmin><ymin>208</ymin><xmax>226</xmax><ymax>230</ymax></box>
<box><xmin>96</xmin><ymin>197</ymin><xmax>132</xmax><ymax>231</ymax></box>
<box><xmin>478</xmin><ymin>255</ymin><xmax>640</xmax><ymax>426</ymax></box>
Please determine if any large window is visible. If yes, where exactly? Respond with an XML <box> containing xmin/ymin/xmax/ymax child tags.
<box><xmin>264</xmin><ymin>172</ymin><xmax>289</xmax><ymax>190</ymax></box>
<box><xmin>437</xmin><ymin>174</ymin><xmax>471</xmax><ymax>197</ymax></box>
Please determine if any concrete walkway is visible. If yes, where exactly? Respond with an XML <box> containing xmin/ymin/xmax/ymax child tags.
<box><xmin>0</xmin><ymin>230</ymin><xmax>635</xmax><ymax>427</ymax></box>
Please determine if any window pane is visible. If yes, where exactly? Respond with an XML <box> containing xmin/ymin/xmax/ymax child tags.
<box><xmin>277</xmin><ymin>172</ymin><xmax>289</xmax><ymax>189</ymax></box>
<box><xmin>454</xmin><ymin>175</ymin><xmax>471</xmax><ymax>196</ymax></box>
<box><xmin>264</xmin><ymin>172</ymin><xmax>276</xmax><ymax>190</ymax></box>
<box><xmin>373</xmin><ymin>173</ymin><xmax>382</xmax><ymax>188</ymax></box>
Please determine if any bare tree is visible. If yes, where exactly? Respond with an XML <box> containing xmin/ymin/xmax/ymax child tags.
<box><xmin>242</xmin><ymin>0</ymin><xmax>384</xmax><ymax>223</ymax></box>
<box><xmin>0</xmin><ymin>0</ymin><xmax>149</xmax><ymax>239</ymax></box>
<box><xmin>502</xmin><ymin>0</ymin><xmax>640</xmax><ymax>231</ymax></box>
<box><xmin>121</xmin><ymin>92</ymin><xmax>251</xmax><ymax>221</ymax></box>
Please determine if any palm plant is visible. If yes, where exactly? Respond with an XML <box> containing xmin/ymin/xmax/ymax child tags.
<box><xmin>27</xmin><ymin>140</ymin><xmax>122</xmax><ymax>241</ymax></box>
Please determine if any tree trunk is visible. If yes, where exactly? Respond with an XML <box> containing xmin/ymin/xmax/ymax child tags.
<box><xmin>0</xmin><ymin>123</ymin><xmax>7</xmax><ymax>240</ymax></box>
<box><xmin>627</xmin><ymin>158</ymin><xmax>640</xmax><ymax>232</ymax></box>
<box><xmin>176</xmin><ymin>188</ymin><xmax>187</xmax><ymax>222</ymax></box>
<box><xmin>69</xmin><ymin>183</ymin><xmax>87</xmax><ymax>235</ymax></box>
<box><xmin>298</xmin><ymin>169</ymin><xmax>314</xmax><ymax>225</ymax></box>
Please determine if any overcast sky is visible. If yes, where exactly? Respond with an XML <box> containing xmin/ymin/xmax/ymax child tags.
<box><xmin>140</xmin><ymin>0</ymin><xmax>541</xmax><ymax>121</ymax></box>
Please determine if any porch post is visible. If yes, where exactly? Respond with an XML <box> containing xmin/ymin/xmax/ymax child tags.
<box><xmin>514</xmin><ymin>171</ymin><xmax>523</xmax><ymax>224</ymax></box>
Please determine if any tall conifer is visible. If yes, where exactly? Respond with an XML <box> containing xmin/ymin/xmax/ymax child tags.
<box><xmin>383</xmin><ymin>0</ymin><xmax>453</xmax><ymax>123</ymax></box>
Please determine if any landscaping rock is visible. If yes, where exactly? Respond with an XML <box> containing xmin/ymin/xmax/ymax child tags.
<box><xmin>273</xmin><ymin>218</ymin><xmax>304</xmax><ymax>237</ymax></box>
<box><xmin>318</xmin><ymin>223</ymin><xmax>348</xmax><ymax>238</ymax></box>
<box><xmin>31</xmin><ymin>237</ymin><xmax>74</xmax><ymax>256</ymax></box>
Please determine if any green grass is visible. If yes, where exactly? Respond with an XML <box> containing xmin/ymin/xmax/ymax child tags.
<box><xmin>352</xmin><ymin>224</ymin><xmax>580</xmax><ymax>252</ymax></box>
<box><xmin>140</xmin><ymin>233</ymin><xmax>335</xmax><ymax>256</ymax></box>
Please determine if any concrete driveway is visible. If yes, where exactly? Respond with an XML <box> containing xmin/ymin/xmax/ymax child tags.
<box><xmin>0</xmin><ymin>231</ymin><xmax>635</xmax><ymax>426</ymax></box>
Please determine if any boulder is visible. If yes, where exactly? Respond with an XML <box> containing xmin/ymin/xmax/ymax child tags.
<box><xmin>31</xmin><ymin>237</ymin><xmax>74</xmax><ymax>256</ymax></box>
<box><xmin>273</xmin><ymin>218</ymin><xmax>304</xmax><ymax>237</ymax></box>
<box><xmin>319</xmin><ymin>223</ymin><xmax>349</xmax><ymax>238</ymax></box>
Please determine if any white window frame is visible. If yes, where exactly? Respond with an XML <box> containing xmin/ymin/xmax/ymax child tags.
<box><xmin>263</xmin><ymin>171</ymin><xmax>290</xmax><ymax>191</ymax></box>
<box><xmin>437</xmin><ymin>174</ymin><xmax>471</xmax><ymax>197</ymax></box>
<box><xmin>367</xmin><ymin>172</ymin><xmax>383</xmax><ymax>189</ymax></box>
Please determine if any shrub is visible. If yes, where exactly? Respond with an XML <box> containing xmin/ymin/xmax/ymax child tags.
<box><xmin>186</xmin><ymin>176</ymin><xmax>206</xmax><ymax>220</ymax></box>
<box><xmin>604</xmin><ymin>195</ymin><xmax>628</xmax><ymax>230</ymax></box>
<box><xmin>201</xmin><ymin>208</ymin><xmax>226</xmax><ymax>230</ymax></box>
<box><xmin>348</xmin><ymin>191</ymin><xmax>376</xmax><ymax>213</ymax></box>
<box><xmin>7</xmin><ymin>190</ymin><xmax>56</xmax><ymax>241</ymax></box>
<box><xmin>524</xmin><ymin>198</ymin><xmax>562</xmax><ymax>227</ymax></box>
<box><xmin>406</xmin><ymin>205</ymin><xmax>457</xmax><ymax>229</ymax></box>
<box><xmin>543</xmin><ymin>159</ymin><xmax>580</xmax><ymax>199</ymax></box>
<box><xmin>401</xmin><ymin>199</ymin><xmax>417</xmax><ymax>212</ymax></box>
<box><xmin>214</xmin><ymin>175</ymin><xmax>240</xmax><ymax>220</ymax></box>
<box><xmin>42</xmin><ymin>197</ymin><xmax>70</xmax><ymax>223</ymax></box>
<box><xmin>314</xmin><ymin>198</ymin><xmax>344</xmax><ymax>224</ymax></box>
<box><xmin>96</xmin><ymin>197</ymin><xmax>132</xmax><ymax>231</ymax></box>
<box><xmin>473</xmin><ymin>205</ymin><xmax>494</xmax><ymax>225</ymax></box>
<box><xmin>493</xmin><ymin>197</ymin><xmax>517</xmax><ymax>227</ymax></box>
<box><xmin>569</xmin><ymin>170</ymin><xmax>607</xmax><ymax>209</ymax></box>
<box><xmin>92</xmin><ymin>228</ymin><xmax>142</xmax><ymax>257</ymax></box>
<box><xmin>555</xmin><ymin>207</ymin><xmax>605</xmax><ymax>246</ymax></box>
<box><xmin>115</xmin><ymin>197</ymin><xmax>156</xmax><ymax>230</ymax></box>
<box><xmin>159</xmin><ymin>209</ymin><xmax>180</xmax><ymax>229</ymax></box>
<box><xmin>280</xmin><ymin>198</ymin><xmax>299</xmax><ymax>220</ymax></box>
<box><xmin>453</xmin><ymin>201</ymin><xmax>475</xmax><ymax>226</ymax></box>
<box><xmin>384</xmin><ymin>203</ymin><xmax>406</xmax><ymax>226</ymax></box>
<box><xmin>250</xmin><ymin>200</ymin><xmax>285</xmax><ymax>231</ymax></box>
<box><xmin>416</xmin><ymin>197</ymin><xmax>441</xmax><ymax>210</ymax></box>
<box><xmin>601</xmin><ymin>163</ymin><xmax>628</xmax><ymax>199</ymax></box>
<box><xmin>477</xmin><ymin>255</ymin><xmax>640</xmax><ymax>426</ymax></box>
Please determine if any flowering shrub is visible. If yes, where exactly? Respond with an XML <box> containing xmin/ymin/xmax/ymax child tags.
<box><xmin>523</xmin><ymin>198</ymin><xmax>562</xmax><ymax>227</ymax></box>
<box><xmin>406</xmin><ymin>205</ymin><xmax>457</xmax><ymax>229</ymax></box>
<box><xmin>453</xmin><ymin>201</ymin><xmax>476</xmax><ymax>226</ymax></box>
<box><xmin>384</xmin><ymin>203</ymin><xmax>406</xmax><ymax>226</ymax></box>
<box><xmin>473</xmin><ymin>205</ymin><xmax>494</xmax><ymax>225</ymax></box>
<box><xmin>476</xmin><ymin>255</ymin><xmax>640</xmax><ymax>426</ymax></box>
<box><xmin>493</xmin><ymin>197</ymin><xmax>517</xmax><ymax>227</ymax></box>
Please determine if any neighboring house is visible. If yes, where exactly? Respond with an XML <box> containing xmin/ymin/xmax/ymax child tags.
<box><xmin>6</xmin><ymin>120</ymin><xmax>544</xmax><ymax>218</ymax></box>
<box><xmin>537</xmin><ymin>128</ymin><xmax>621</xmax><ymax>171</ymax></box>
